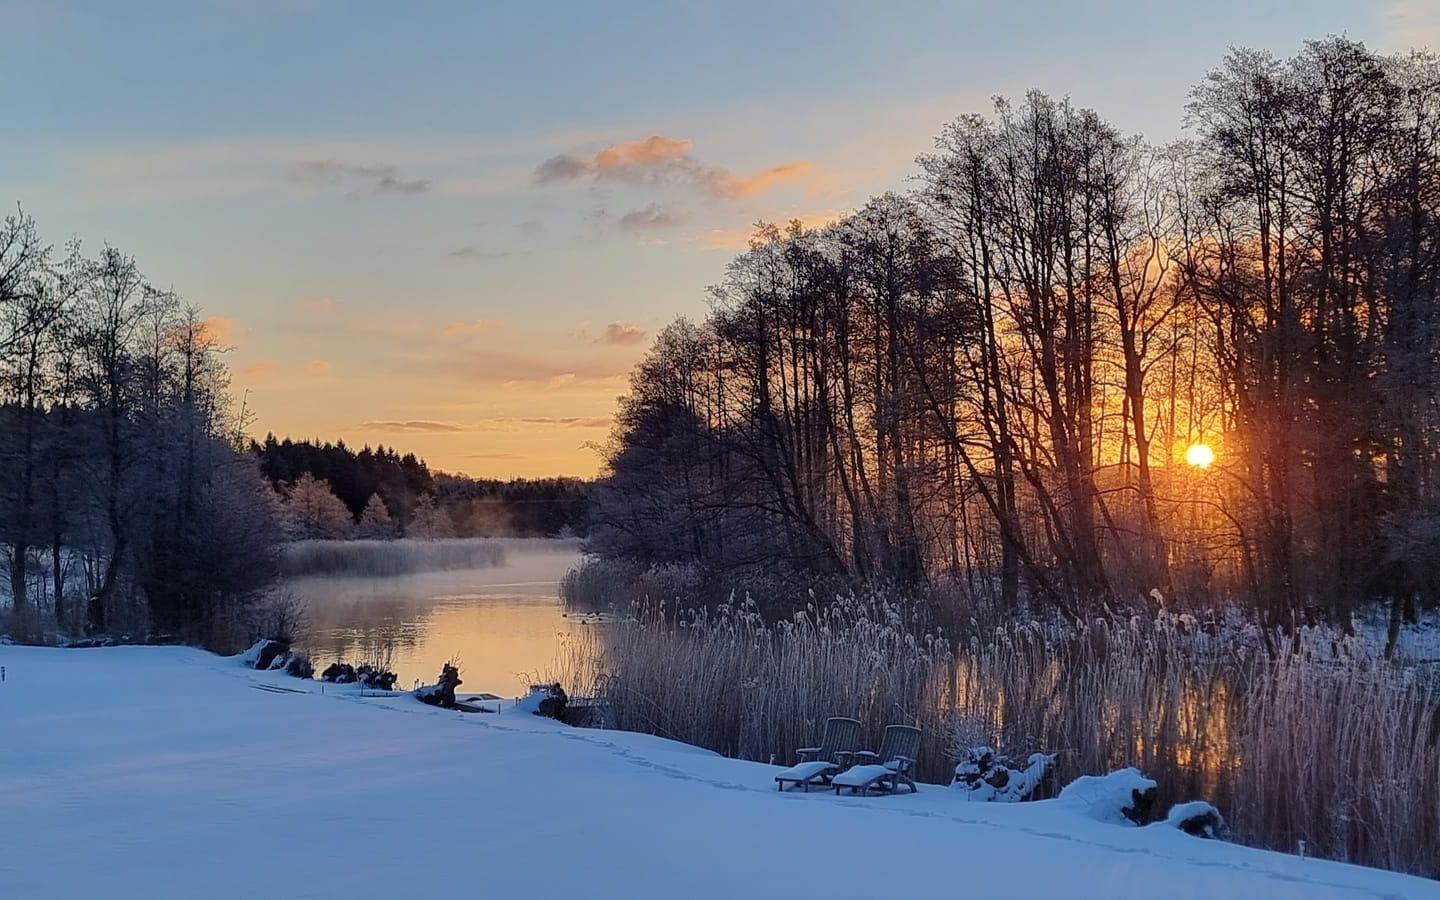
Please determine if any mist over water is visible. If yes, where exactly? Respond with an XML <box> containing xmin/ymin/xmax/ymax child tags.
<box><xmin>288</xmin><ymin>539</ymin><xmax>588</xmax><ymax>695</ymax></box>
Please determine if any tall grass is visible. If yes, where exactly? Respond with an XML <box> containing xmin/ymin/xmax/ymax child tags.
<box><xmin>281</xmin><ymin>538</ymin><xmax>508</xmax><ymax>578</ymax></box>
<box><xmin>555</xmin><ymin>595</ymin><xmax>1440</xmax><ymax>877</ymax></box>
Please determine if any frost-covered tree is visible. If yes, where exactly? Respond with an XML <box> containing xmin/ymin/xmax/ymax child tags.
<box><xmin>282</xmin><ymin>473</ymin><xmax>353</xmax><ymax>540</ymax></box>
<box><xmin>407</xmin><ymin>493</ymin><xmax>453</xmax><ymax>541</ymax></box>
<box><xmin>355</xmin><ymin>493</ymin><xmax>396</xmax><ymax>539</ymax></box>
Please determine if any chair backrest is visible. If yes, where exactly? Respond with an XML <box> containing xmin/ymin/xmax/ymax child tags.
<box><xmin>819</xmin><ymin>717</ymin><xmax>862</xmax><ymax>761</ymax></box>
<box><xmin>878</xmin><ymin>725</ymin><xmax>922</xmax><ymax>764</ymax></box>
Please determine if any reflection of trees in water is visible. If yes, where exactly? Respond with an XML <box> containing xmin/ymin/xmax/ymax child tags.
<box><xmin>300</xmin><ymin>594</ymin><xmax>432</xmax><ymax>664</ymax></box>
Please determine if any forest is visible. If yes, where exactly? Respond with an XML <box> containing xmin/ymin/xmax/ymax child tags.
<box><xmin>252</xmin><ymin>435</ymin><xmax>590</xmax><ymax>539</ymax></box>
<box><xmin>590</xmin><ymin>38</ymin><xmax>1440</xmax><ymax>649</ymax></box>
<box><xmin>0</xmin><ymin>212</ymin><xmax>281</xmax><ymax>647</ymax></box>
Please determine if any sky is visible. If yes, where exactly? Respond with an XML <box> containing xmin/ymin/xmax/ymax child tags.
<box><xmin>3</xmin><ymin>1</ymin><xmax>1436</xmax><ymax>478</ymax></box>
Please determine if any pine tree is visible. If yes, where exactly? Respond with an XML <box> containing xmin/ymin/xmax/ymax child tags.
<box><xmin>356</xmin><ymin>493</ymin><xmax>396</xmax><ymax>540</ymax></box>
<box><xmin>282</xmin><ymin>473</ymin><xmax>353</xmax><ymax>540</ymax></box>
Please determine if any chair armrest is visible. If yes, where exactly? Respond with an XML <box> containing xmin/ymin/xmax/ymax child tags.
<box><xmin>886</xmin><ymin>755</ymin><xmax>915</xmax><ymax>773</ymax></box>
<box><xmin>796</xmin><ymin>747</ymin><xmax>820</xmax><ymax>761</ymax></box>
<box><xmin>853</xmin><ymin>750</ymin><xmax>879</xmax><ymax>763</ymax></box>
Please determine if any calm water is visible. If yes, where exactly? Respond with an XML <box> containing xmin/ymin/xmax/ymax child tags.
<box><xmin>291</xmin><ymin>541</ymin><xmax>594</xmax><ymax>695</ymax></box>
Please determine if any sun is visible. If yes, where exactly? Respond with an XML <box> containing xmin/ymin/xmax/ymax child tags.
<box><xmin>1186</xmin><ymin>443</ymin><xmax>1215</xmax><ymax>469</ymax></box>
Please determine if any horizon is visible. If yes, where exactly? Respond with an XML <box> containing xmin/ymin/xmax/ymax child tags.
<box><xmin>3</xmin><ymin>1</ymin><xmax>1435</xmax><ymax>476</ymax></box>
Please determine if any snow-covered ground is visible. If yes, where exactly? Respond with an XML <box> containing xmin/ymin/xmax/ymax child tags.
<box><xmin>0</xmin><ymin>646</ymin><xmax>1434</xmax><ymax>900</ymax></box>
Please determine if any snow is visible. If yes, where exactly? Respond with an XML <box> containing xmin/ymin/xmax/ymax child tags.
<box><xmin>830</xmin><ymin>762</ymin><xmax>898</xmax><ymax>787</ymax></box>
<box><xmin>1056</xmin><ymin>768</ymin><xmax>1158</xmax><ymax>825</ymax></box>
<box><xmin>774</xmin><ymin>759</ymin><xmax>839</xmax><ymax>782</ymax></box>
<box><xmin>0</xmin><ymin>646</ymin><xmax>1435</xmax><ymax>900</ymax></box>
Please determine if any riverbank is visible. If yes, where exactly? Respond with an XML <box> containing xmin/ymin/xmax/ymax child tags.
<box><xmin>0</xmin><ymin>645</ymin><xmax>1433</xmax><ymax>899</ymax></box>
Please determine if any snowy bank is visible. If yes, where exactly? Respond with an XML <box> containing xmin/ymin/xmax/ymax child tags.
<box><xmin>0</xmin><ymin>645</ymin><xmax>1433</xmax><ymax>900</ymax></box>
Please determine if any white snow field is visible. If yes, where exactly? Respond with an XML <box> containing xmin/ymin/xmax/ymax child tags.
<box><xmin>0</xmin><ymin>645</ymin><xmax>1435</xmax><ymax>900</ymax></box>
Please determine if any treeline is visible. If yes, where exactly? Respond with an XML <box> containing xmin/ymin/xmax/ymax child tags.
<box><xmin>0</xmin><ymin>211</ymin><xmax>283</xmax><ymax>646</ymax></box>
<box><xmin>253</xmin><ymin>436</ymin><xmax>589</xmax><ymax>539</ymax></box>
<box><xmin>591</xmin><ymin>38</ymin><xmax>1440</xmax><ymax>647</ymax></box>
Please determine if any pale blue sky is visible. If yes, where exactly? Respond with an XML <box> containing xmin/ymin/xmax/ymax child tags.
<box><xmin>2</xmin><ymin>0</ymin><xmax>1431</xmax><ymax>475</ymax></box>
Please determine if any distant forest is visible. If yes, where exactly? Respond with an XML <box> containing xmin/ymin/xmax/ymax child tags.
<box><xmin>251</xmin><ymin>435</ymin><xmax>590</xmax><ymax>539</ymax></box>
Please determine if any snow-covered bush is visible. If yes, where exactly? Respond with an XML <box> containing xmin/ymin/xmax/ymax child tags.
<box><xmin>1159</xmin><ymin>801</ymin><xmax>1229</xmax><ymax>839</ymax></box>
<box><xmin>238</xmin><ymin>638</ymin><xmax>288</xmax><ymax>670</ymax></box>
<box><xmin>284</xmin><ymin>652</ymin><xmax>314</xmax><ymax>679</ymax></box>
<box><xmin>517</xmin><ymin>683</ymin><xmax>568</xmax><ymax>719</ymax></box>
<box><xmin>1056</xmin><ymin>769</ymin><xmax>1159</xmax><ymax>826</ymax></box>
<box><xmin>320</xmin><ymin>662</ymin><xmax>357</xmax><ymax>684</ymax></box>
<box><xmin>355</xmin><ymin>664</ymin><xmax>398</xmax><ymax>691</ymax></box>
<box><xmin>953</xmin><ymin>747</ymin><xmax>1055</xmax><ymax>803</ymax></box>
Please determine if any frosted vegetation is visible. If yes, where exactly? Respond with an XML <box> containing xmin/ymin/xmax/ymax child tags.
<box><xmin>558</xmin><ymin>560</ymin><xmax>1440</xmax><ymax>878</ymax></box>
<box><xmin>281</xmin><ymin>537</ymin><xmax>511</xmax><ymax>578</ymax></box>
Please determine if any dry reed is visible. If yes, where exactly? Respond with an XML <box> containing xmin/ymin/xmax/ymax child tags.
<box><xmin>554</xmin><ymin>596</ymin><xmax>1440</xmax><ymax>878</ymax></box>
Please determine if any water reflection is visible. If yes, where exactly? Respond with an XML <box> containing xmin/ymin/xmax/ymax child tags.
<box><xmin>290</xmin><ymin>541</ymin><xmax>587</xmax><ymax>695</ymax></box>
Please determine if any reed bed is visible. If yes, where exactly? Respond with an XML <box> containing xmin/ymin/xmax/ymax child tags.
<box><xmin>554</xmin><ymin>597</ymin><xmax>1440</xmax><ymax>878</ymax></box>
<box><xmin>281</xmin><ymin>538</ymin><xmax>507</xmax><ymax>578</ymax></box>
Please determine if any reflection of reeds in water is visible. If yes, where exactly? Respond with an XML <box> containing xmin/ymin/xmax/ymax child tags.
<box><xmin>553</xmin><ymin>599</ymin><xmax>1439</xmax><ymax>877</ymax></box>
<box><xmin>281</xmin><ymin>538</ymin><xmax>508</xmax><ymax>578</ymax></box>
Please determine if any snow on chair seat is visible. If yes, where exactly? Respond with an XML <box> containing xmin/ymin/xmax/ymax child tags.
<box><xmin>774</xmin><ymin>716</ymin><xmax>861</xmax><ymax>791</ymax></box>
<box><xmin>775</xmin><ymin>760</ymin><xmax>843</xmax><ymax>784</ymax></box>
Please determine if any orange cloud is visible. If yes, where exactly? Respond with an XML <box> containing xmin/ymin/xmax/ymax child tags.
<box><xmin>709</xmin><ymin>162</ymin><xmax>812</xmax><ymax>199</ymax></box>
<box><xmin>593</xmin><ymin>136</ymin><xmax>693</xmax><ymax>171</ymax></box>
<box><xmin>239</xmin><ymin>360</ymin><xmax>279</xmax><ymax>378</ymax></box>
<box><xmin>442</xmin><ymin>318</ymin><xmax>502</xmax><ymax>337</ymax></box>
<box><xmin>199</xmin><ymin>315</ymin><xmax>238</xmax><ymax>345</ymax></box>
<box><xmin>299</xmin><ymin>359</ymin><xmax>333</xmax><ymax>377</ymax></box>
<box><xmin>535</xmin><ymin>135</ymin><xmax>811</xmax><ymax>200</ymax></box>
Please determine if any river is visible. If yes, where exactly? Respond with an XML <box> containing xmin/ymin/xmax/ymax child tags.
<box><xmin>289</xmin><ymin>540</ymin><xmax>593</xmax><ymax>695</ymax></box>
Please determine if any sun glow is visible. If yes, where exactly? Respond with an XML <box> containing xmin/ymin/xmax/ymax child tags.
<box><xmin>1186</xmin><ymin>443</ymin><xmax>1216</xmax><ymax>469</ymax></box>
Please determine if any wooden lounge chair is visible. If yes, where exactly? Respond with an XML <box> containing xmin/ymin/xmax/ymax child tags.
<box><xmin>774</xmin><ymin>717</ymin><xmax>862</xmax><ymax>792</ymax></box>
<box><xmin>831</xmin><ymin>724</ymin><xmax>921</xmax><ymax>795</ymax></box>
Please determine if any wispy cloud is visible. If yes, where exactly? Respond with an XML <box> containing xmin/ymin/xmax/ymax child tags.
<box><xmin>356</xmin><ymin>420</ymin><xmax>467</xmax><ymax>433</ymax></box>
<box><xmin>432</xmin><ymin>347</ymin><xmax>629</xmax><ymax>389</ymax></box>
<box><xmin>441</xmin><ymin>319</ymin><xmax>502</xmax><ymax>337</ymax></box>
<box><xmin>595</xmin><ymin>321</ymin><xmax>648</xmax><ymax>346</ymax></box>
<box><xmin>298</xmin><ymin>359</ymin><xmax>333</xmax><ymax>377</ymax></box>
<box><xmin>473</xmin><ymin>416</ymin><xmax>613</xmax><ymax>430</ymax></box>
<box><xmin>354</xmin><ymin>416</ymin><xmax>610</xmax><ymax>434</ymax></box>
<box><xmin>618</xmin><ymin>203</ymin><xmax>686</xmax><ymax>232</ymax></box>
<box><xmin>287</xmin><ymin>160</ymin><xmax>430</xmax><ymax>194</ymax></box>
<box><xmin>1388</xmin><ymin>0</ymin><xmax>1440</xmax><ymax>49</ymax></box>
<box><xmin>298</xmin><ymin>297</ymin><xmax>340</xmax><ymax>315</ymax></box>
<box><xmin>534</xmin><ymin>134</ymin><xmax>811</xmax><ymax>200</ymax></box>
<box><xmin>447</xmin><ymin>245</ymin><xmax>515</xmax><ymax>261</ymax></box>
